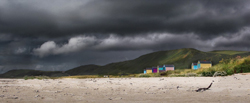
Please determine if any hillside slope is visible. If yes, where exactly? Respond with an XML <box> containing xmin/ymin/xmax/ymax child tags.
<box><xmin>1</xmin><ymin>48</ymin><xmax>249</xmax><ymax>77</ymax></box>
<box><xmin>0</xmin><ymin>69</ymin><xmax>68</xmax><ymax>78</ymax></box>
<box><xmin>65</xmin><ymin>64</ymin><xmax>100</xmax><ymax>75</ymax></box>
<box><xmin>209</xmin><ymin>50</ymin><xmax>248</xmax><ymax>55</ymax></box>
<box><xmin>67</xmin><ymin>48</ymin><xmax>250</xmax><ymax>75</ymax></box>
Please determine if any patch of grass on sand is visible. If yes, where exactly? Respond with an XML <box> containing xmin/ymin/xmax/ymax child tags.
<box><xmin>138</xmin><ymin>74</ymin><xmax>151</xmax><ymax>77</ymax></box>
<box><xmin>23</xmin><ymin>76</ymin><xmax>50</xmax><ymax>80</ymax></box>
<box><xmin>158</xmin><ymin>69</ymin><xmax>199</xmax><ymax>77</ymax></box>
<box><xmin>59</xmin><ymin>74</ymin><xmax>138</xmax><ymax>79</ymax></box>
<box><xmin>59</xmin><ymin>75</ymin><xmax>100</xmax><ymax>79</ymax></box>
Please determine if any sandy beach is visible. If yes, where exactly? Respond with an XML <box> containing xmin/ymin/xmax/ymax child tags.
<box><xmin>0</xmin><ymin>74</ymin><xmax>250</xmax><ymax>103</ymax></box>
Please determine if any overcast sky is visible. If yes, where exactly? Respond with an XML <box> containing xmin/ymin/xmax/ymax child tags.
<box><xmin>1</xmin><ymin>0</ymin><xmax>250</xmax><ymax>73</ymax></box>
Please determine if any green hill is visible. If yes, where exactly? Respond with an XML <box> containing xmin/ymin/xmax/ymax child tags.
<box><xmin>66</xmin><ymin>48</ymin><xmax>250</xmax><ymax>75</ymax></box>
<box><xmin>0</xmin><ymin>69</ymin><xmax>68</xmax><ymax>78</ymax></box>
<box><xmin>1</xmin><ymin>48</ymin><xmax>250</xmax><ymax>77</ymax></box>
<box><xmin>65</xmin><ymin>64</ymin><xmax>100</xmax><ymax>75</ymax></box>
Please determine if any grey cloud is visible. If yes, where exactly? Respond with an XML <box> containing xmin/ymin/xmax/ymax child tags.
<box><xmin>33</xmin><ymin>33</ymin><xmax>213</xmax><ymax>57</ymax></box>
<box><xmin>0</xmin><ymin>34</ymin><xmax>12</xmax><ymax>42</ymax></box>
<box><xmin>33</xmin><ymin>36</ymin><xmax>97</xmax><ymax>57</ymax></box>
<box><xmin>212</xmin><ymin>27</ymin><xmax>250</xmax><ymax>50</ymax></box>
<box><xmin>0</xmin><ymin>0</ymin><xmax>250</xmax><ymax>39</ymax></box>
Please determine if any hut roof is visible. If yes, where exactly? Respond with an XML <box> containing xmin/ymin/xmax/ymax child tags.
<box><xmin>159</xmin><ymin>65</ymin><xmax>164</xmax><ymax>68</ymax></box>
<box><xmin>165</xmin><ymin>65</ymin><xmax>174</xmax><ymax>67</ymax></box>
<box><xmin>199</xmin><ymin>61</ymin><xmax>211</xmax><ymax>63</ymax></box>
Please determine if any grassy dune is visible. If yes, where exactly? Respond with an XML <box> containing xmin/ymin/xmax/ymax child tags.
<box><xmin>197</xmin><ymin>56</ymin><xmax>250</xmax><ymax>75</ymax></box>
<box><xmin>157</xmin><ymin>56</ymin><xmax>250</xmax><ymax>77</ymax></box>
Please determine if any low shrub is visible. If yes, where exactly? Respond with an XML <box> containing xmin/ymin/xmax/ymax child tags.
<box><xmin>160</xmin><ymin>70</ymin><xmax>180</xmax><ymax>76</ymax></box>
<box><xmin>169</xmin><ymin>74</ymin><xmax>185</xmax><ymax>77</ymax></box>
<box><xmin>201</xmin><ymin>70</ymin><xmax>216</xmax><ymax>77</ymax></box>
<box><xmin>185</xmin><ymin>73</ymin><xmax>197</xmax><ymax>77</ymax></box>
<box><xmin>138</xmin><ymin>74</ymin><xmax>151</xmax><ymax>77</ymax></box>
<box><xmin>234</xmin><ymin>64</ymin><xmax>250</xmax><ymax>73</ymax></box>
<box><xmin>213</xmin><ymin>71</ymin><xmax>227</xmax><ymax>77</ymax></box>
<box><xmin>226</xmin><ymin>69</ymin><xmax>234</xmax><ymax>75</ymax></box>
<box><xmin>24</xmin><ymin>76</ymin><xmax>35</xmax><ymax>80</ymax></box>
<box><xmin>36</xmin><ymin>76</ymin><xmax>50</xmax><ymax>80</ymax></box>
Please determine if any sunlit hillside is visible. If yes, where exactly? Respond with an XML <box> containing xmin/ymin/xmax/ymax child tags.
<box><xmin>209</xmin><ymin>50</ymin><xmax>248</xmax><ymax>55</ymax></box>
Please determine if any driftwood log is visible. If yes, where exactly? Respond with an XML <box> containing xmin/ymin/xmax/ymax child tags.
<box><xmin>195</xmin><ymin>81</ymin><xmax>214</xmax><ymax>92</ymax></box>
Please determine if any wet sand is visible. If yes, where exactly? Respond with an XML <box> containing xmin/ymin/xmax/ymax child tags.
<box><xmin>0</xmin><ymin>74</ymin><xmax>250</xmax><ymax>103</ymax></box>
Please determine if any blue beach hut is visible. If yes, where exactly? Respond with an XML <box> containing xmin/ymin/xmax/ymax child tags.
<box><xmin>192</xmin><ymin>63</ymin><xmax>198</xmax><ymax>70</ymax></box>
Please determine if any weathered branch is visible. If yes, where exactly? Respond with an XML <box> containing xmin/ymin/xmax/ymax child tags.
<box><xmin>195</xmin><ymin>81</ymin><xmax>214</xmax><ymax>92</ymax></box>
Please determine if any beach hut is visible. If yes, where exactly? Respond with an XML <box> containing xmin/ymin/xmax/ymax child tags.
<box><xmin>158</xmin><ymin>65</ymin><xmax>164</xmax><ymax>70</ymax></box>
<box><xmin>158</xmin><ymin>65</ymin><xmax>165</xmax><ymax>72</ymax></box>
<box><xmin>198</xmin><ymin>61</ymin><xmax>212</xmax><ymax>69</ymax></box>
<box><xmin>164</xmin><ymin>65</ymin><xmax>175</xmax><ymax>71</ymax></box>
<box><xmin>146</xmin><ymin>68</ymin><xmax>152</xmax><ymax>74</ymax></box>
<box><xmin>152</xmin><ymin>67</ymin><xmax>158</xmax><ymax>73</ymax></box>
<box><xmin>144</xmin><ymin>69</ymin><xmax>147</xmax><ymax>74</ymax></box>
<box><xmin>192</xmin><ymin>63</ymin><xmax>198</xmax><ymax>70</ymax></box>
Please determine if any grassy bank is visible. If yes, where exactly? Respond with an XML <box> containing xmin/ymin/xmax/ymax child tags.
<box><xmin>137</xmin><ymin>56</ymin><xmax>250</xmax><ymax>77</ymax></box>
<box><xmin>195</xmin><ymin>56</ymin><xmax>250</xmax><ymax>76</ymax></box>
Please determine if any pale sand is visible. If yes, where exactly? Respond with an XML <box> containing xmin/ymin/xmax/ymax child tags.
<box><xmin>0</xmin><ymin>74</ymin><xmax>250</xmax><ymax>103</ymax></box>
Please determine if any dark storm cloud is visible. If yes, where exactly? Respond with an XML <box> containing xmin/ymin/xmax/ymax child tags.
<box><xmin>211</xmin><ymin>27</ymin><xmax>250</xmax><ymax>51</ymax></box>
<box><xmin>1</xmin><ymin>0</ymin><xmax>250</xmax><ymax>39</ymax></box>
